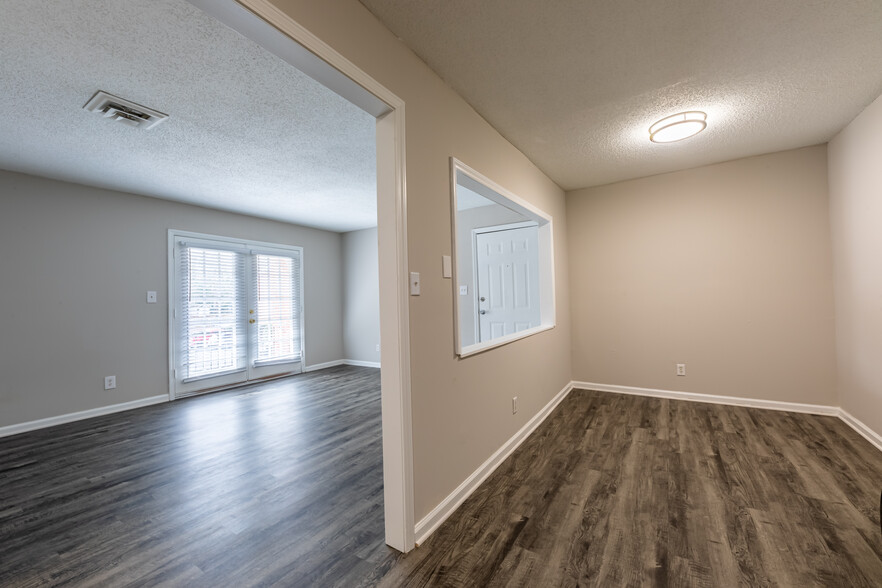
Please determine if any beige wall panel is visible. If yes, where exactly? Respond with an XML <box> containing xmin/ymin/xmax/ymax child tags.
<box><xmin>829</xmin><ymin>93</ymin><xmax>882</xmax><ymax>437</ymax></box>
<box><xmin>266</xmin><ymin>0</ymin><xmax>571</xmax><ymax>519</ymax></box>
<box><xmin>567</xmin><ymin>146</ymin><xmax>836</xmax><ymax>406</ymax></box>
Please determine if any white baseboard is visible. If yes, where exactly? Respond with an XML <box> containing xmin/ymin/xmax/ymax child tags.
<box><xmin>414</xmin><ymin>381</ymin><xmax>574</xmax><ymax>546</ymax></box>
<box><xmin>571</xmin><ymin>381</ymin><xmax>840</xmax><ymax>416</ymax></box>
<box><xmin>302</xmin><ymin>360</ymin><xmax>346</xmax><ymax>372</ymax></box>
<box><xmin>838</xmin><ymin>409</ymin><xmax>882</xmax><ymax>452</ymax></box>
<box><xmin>343</xmin><ymin>359</ymin><xmax>381</xmax><ymax>368</ymax></box>
<box><xmin>572</xmin><ymin>381</ymin><xmax>881</xmax><ymax>453</ymax></box>
<box><xmin>0</xmin><ymin>395</ymin><xmax>168</xmax><ymax>439</ymax></box>
<box><xmin>304</xmin><ymin>359</ymin><xmax>381</xmax><ymax>371</ymax></box>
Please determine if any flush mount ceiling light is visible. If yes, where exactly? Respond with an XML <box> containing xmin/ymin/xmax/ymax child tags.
<box><xmin>649</xmin><ymin>111</ymin><xmax>707</xmax><ymax>144</ymax></box>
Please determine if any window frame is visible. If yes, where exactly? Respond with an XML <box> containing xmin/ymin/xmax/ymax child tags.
<box><xmin>449</xmin><ymin>158</ymin><xmax>557</xmax><ymax>358</ymax></box>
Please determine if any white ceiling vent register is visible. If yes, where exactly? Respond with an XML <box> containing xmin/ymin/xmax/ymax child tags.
<box><xmin>83</xmin><ymin>91</ymin><xmax>168</xmax><ymax>129</ymax></box>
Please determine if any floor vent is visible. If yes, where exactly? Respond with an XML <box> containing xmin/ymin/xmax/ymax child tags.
<box><xmin>83</xmin><ymin>90</ymin><xmax>168</xmax><ymax>129</ymax></box>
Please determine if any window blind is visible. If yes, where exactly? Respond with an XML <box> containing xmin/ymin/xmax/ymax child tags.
<box><xmin>253</xmin><ymin>252</ymin><xmax>302</xmax><ymax>365</ymax></box>
<box><xmin>178</xmin><ymin>245</ymin><xmax>248</xmax><ymax>380</ymax></box>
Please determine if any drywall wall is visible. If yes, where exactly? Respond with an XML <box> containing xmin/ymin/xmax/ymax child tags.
<box><xmin>343</xmin><ymin>227</ymin><xmax>380</xmax><ymax>364</ymax></box>
<box><xmin>455</xmin><ymin>203</ymin><xmax>530</xmax><ymax>347</ymax></box>
<box><xmin>265</xmin><ymin>0</ymin><xmax>571</xmax><ymax>520</ymax></box>
<box><xmin>828</xmin><ymin>92</ymin><xmax>882</xmax><ymax>439</ymax></box>
<box><xmin>0</xmin><ymin>170</ymin><xmax>344</xmax><ymax>427</ymax></box>
<box><xmin>567</xmin><ymin>146</ymin><xmax>837</xmax><ymax>406</ymax></box>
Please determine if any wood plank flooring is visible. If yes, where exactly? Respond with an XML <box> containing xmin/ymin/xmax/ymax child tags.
<box><xmin>0</xmin><ymin>366</ymin><xmax>392</xmax><ymax>587</ymax></box>
<box><xmin>2</xmin><ymin>374</ymin><xmax>881</xmax><ymax>586</ymax></box>
<box><xmin>380</xmin><ymin>389</ymin><xmax>882</xmax><ymax>587</ymax></box>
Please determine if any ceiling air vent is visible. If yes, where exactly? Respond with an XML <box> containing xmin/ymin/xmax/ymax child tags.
<box><xmin>83</xmin><ymin>90</ymin><xmax>168</xmax><ymax>130</ymax></box>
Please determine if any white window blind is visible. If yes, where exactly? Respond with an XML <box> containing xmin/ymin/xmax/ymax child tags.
<box><xmin>253</xmin><ymin>253</ymin><xmax>302</xmax><ymax>365</ymax></box>
<box><xmin>178</xmin><ymin>245</ymin><xmax>247</xmax><ymax>380</ymax></box>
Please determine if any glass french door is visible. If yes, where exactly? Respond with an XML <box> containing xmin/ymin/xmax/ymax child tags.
<box><xmin>171</xmin><ymin>234</ymin><xmax>303</xmax><ymax>398</ymax></box>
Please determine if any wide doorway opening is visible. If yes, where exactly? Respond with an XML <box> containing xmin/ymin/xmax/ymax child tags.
<box><xmin>0</xmin><ymin>0</ymin><xmax>413</xmax><ymax>565</ymax></box>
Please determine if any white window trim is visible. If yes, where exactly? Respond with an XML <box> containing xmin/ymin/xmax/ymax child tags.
<box><xmin>450</xmin><ymin>157</ymin><xmax>557</xmax><ymax>358</ymax></box>
<box><xmin>167</xmin><ymin>229</ymin><xmax>306</xmax><ymax>400</ymax></box>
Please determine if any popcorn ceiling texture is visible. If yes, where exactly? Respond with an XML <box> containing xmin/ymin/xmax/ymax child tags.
<box><xmin>360</xmin><ymin>0</ymin><xmax>882</xmax><ymax>190</ymax></box>
<box><xmin>0</xmin><ymin>0</ymin><xmax>377</xmax><ymax>232</ymax></box>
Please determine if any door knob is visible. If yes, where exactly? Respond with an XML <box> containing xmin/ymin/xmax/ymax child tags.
<box><xmin>249</xmin><ymin>318</ymin><xmax>256</xmax><ymax>324</ymax></box>
<box><xmin>479</xmin><ymin>310</ymin><xmax>487</xmax><ymax>315</ymax></box>
<box><xmin>480</xmin><ymin>297</ymin><xmax>486</xmax><ymax>302</ymax></box>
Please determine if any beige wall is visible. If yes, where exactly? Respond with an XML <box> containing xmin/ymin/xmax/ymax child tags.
<box><xmin>829</xmin><ymin>93</ymin><xmax>882</xmax><ymax>437</ymax></box>
<box><xmin>266</xmin><ymin>0</ymin><xmax>571</xmax><ymax>520</ymax></box>
<box><xmin>0</xmin><ymin>170</ymin><xmax>344</xmax><ymax>427</ymax></box>
<box><xmin>567</xmin><ymin>146</ymin><xmax>837</xmax><ymax>406</ymax></box>
<box><xmin>342</xmin><ymin>227</ymin><xmax>380</xmax><ymax>364</ymax></box>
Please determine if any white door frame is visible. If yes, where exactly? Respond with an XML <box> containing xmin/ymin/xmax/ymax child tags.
<box><xmin>186</xmin><ymin>0</ymin><xmax>414</xmax><ymax>552</ymax></box>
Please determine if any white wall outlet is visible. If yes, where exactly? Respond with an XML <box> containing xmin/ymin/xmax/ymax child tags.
<box><xmin>459</xmin><ymin>285</ymin><xmax>468</xmax><ymax>296</ymax></box>
<box><xmin>676</xmin><ymin>363</ymin><xmax>686</xmax><ymax>376</ymax></box>
<box><xmin>146</xmin><ymin>291</ymin><xmax>157</xmax><ymax>303</ymax></box>
<box><xmin>410</xmin><ymin>272</ymin><xmax>420</xmax><ymax>296</ymax></box>
<box><xmin>104</xmin><ymin>375</ymin><xmax>117</xmax><ymax>390</ymax></box>
<box><xmin>376</xmin><ymin>343</ymin><xmax>380</xmax><ymax>352</ymax></box>
<box><xmin>512</xmin><ymin>396</ymin><xmax>518</xmax><ymax>414</ymax></box>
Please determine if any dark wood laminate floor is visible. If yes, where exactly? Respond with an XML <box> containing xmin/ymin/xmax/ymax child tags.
<box><xmin>378</xmin><ymin>389</ymin><xmax>882</xmax><ymax>588</ymax></box>
<box><xmin>0</xmin><ymin>366</ymin><xmax>392</xmax><ymax>587</ymax></box>
<box><xmin>2</xmin><ymin>377</ymin><xmax>881</xmax><ymax>587</ymax></box>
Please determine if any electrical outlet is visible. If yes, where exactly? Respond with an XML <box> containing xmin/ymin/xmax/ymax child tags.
<box><xmin>512</xmin><ymin>396</ymin><xmax>518</xmax><ymax>414</ymax></box>
<box><xmin>146</xmin><ymin>291</ymin><xmax>157</xmax><ymax>304</ymax></box>
<box><xmin>104</xmin><ymin>375</ymin><xmax>117</xmax><ymax>390</ymax></box>
<box><xmin>376</xmin><ymin>343</ymin><xmax>380</xmax><ymax>352</ymax></box>
<box><xmin>676</xmin><ymin>363</ymin><xmax>686</xmax><ymax>376</ymax></box>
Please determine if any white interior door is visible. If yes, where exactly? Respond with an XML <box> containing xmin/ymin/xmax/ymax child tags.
<box><xmin>475</xmin><ymin>224</ymin><xmax>541</xmax><ymax>342</ymax></box>
<box><xmin>172</xmin><ymin>235</ymin><xmax>303</xmax><ymax>398</ymax></box>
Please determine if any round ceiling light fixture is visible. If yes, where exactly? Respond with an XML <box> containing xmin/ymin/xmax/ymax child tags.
<box><xmin>649</xmin><ymin>111</ymin><xmax>707</xmax><ymax>143</ymax></box>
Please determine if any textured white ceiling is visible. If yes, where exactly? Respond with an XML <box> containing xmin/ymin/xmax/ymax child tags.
<box><xmin>361</xmin><ymin>0</ymin><xmax>882</xmax><ymax>190</ymax></box>
<box><xmin>0</xmin><ymin>0</ymin><xmax>376</xmax><ymax>232</ymax></box>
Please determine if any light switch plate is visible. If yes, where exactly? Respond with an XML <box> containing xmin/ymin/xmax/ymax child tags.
<box><xmin>410</xmin><ymin>272</ymin><xmax>420</xmax><ymax>295</ymax></box>
<box><xmin>146</xmin><ymin>291</ymin><xmax>157</xmax><ymax>304</ymax></box>
<box><xmin>441</xmin><ymin>255</ymin><xmax>452</xmax><ymax>278</ymax></box>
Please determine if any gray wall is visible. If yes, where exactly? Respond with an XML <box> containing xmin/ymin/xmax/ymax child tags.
<box><xmin>342</xmin><ymin>227</ymin><xmax>380</xmax><ymax>364</ymax></box>
<box><xmin>0</xmin><ymin>169</ymin><xmax>344</xmax><ymax>427</ymax></box>
<box><xmin>456</xmin><ymin>204</ymin><xmax>530</xmax><ymax>347</ymax></box>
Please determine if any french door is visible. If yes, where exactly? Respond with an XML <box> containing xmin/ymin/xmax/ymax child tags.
<box><xmin>170</xmin><ymin>232</ymin><xmax>304</xmax><ymax>398</ymax></box>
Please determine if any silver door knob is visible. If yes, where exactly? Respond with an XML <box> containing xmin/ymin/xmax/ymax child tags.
<box><xmin>480</xmin><ymin>297</ymin><xmax>486</xmax><ymax>302</ymax></box>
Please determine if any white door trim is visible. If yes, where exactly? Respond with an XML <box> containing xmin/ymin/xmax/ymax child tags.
<box><xmin>186</xmin><ymin>0</ymin><xmax>415</xmax><ymax>552</ymax></box>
